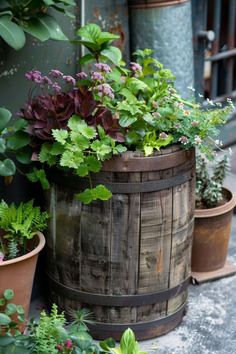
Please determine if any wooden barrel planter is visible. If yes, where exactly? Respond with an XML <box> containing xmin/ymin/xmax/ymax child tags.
<box><xmin>44</xmin><ymin>146</ymin><xmax>195</xmax><ymax>340</ymax></box>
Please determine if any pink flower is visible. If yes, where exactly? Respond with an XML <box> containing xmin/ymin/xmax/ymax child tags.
<box><xmin>95</xmin><ymin>63</ymin><xmax>111</xmax><ymax>73</ymax></box>
<box><xmin>52</xmin><ymin>82</ymin><xmax>61</xmax><ymax>92</ymax></box>
<box><xmin>41</xmin><ymin>76</ymin><xmax>52</xmax><ymax>86</ymax></box>
<box><xmin>49</xmin><ymin>69</ymin><xmax>63</xmax><ymax>78</ymax></box>
<box><xmin>95</xmin><ymin>83</ymin><xmax>114</xmax><ymax>99</ymax></box>
<box><xmin>65</xmin><ymin>339</ymin><xmax>72</xmax><ymax>348</ymax></box>
<box><xmin>191</xmin><ymin>120</ymin><xmax>199</xmax><ymax>127</ymax></box>
<box><xmin>179</xmin><ymin>136</ymin><xmax>189</xmax><ymax>144</ymax></box>
<box><xmin>159</xmin><ymin>132</ymin><xmax>168</xmax><ymax>139</ymax></box>
<box><xmin>194</xmin><ymin>135</ymin><xmax>202</xmax><ymax>145</ymax></box>
<box><xmin>91</xmin><ymin>71</ymin><xmax>104</xmax><ymax>81</ymax></box>
<box><xmin>25</xmin><ymin>70</ymin><xmax>42</xmax><ymax>83</ymax></box>
<box><xmin>76</xmin><ymin>72</ymin><xmax>88</xmax><ymax>80</ymax></box>
<box><xmin>63</xmin><ymin>75</ymin><xmax>76</xmax><ymax>86</ymax></box>
<box><xmin>130</xmin><ymin>62</ymin><xmax>142</xmax><ymax>72</ymax></box>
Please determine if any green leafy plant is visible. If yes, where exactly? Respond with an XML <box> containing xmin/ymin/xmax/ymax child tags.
<box><xmin>0</xmin><ymin>289</ymin><xmax>25</xmax><ymax>337</ymax></box>
<box><xmin>196</xmin><ymin>152</ymin><xmax>230</xmax><ymax>208</ymax></box>
<box><xmin>10</xmin><ymin>23</ymin><xmax>234</xmax><ymax>204</ymax></box>
<box><xmin>100</xmin><ymin>328</ymin><xmax>146</xmax><ymax>354</ymax></box>
<box><xmin>0</xmin><ymin>200</ymin><xmax>49</xmax><ymax>260</ymax></box>
<box><xmin>0</xmin><ymin>107</ymin><xmax>16</xmax><ymax>177</ymax></box>
<box><xmin>0</xmin><ymin>0</ymin><xmax>75</xmax><ymax>50</ymax></box>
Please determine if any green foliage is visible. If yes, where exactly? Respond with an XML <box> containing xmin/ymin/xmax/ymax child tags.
<box><xmin>0</xmin><ymin>0</ymin><xmax>75</xmax><ymax>50</ymax></box>
<box><xmin>196</xmin><ymin>153</ymin><xmax>230</xmax><ymax>208</ymax></box>
<box><xmin>0</xmin><ymin>289</ymin><xmax>25</xmax><ymax>336</ymax></box>
<box><xmin>35</xmin><ymin>116</ymin><xmax>126</xmax><ymax>202</ymax></box>
<box><xmin>0</xmin><ymin>107</ymin><xmax>16</xmax><ymax>177</ymax></box>
<box><xmin>0</xmin><ymin>200</ymin><xmax>49</xmax><ymax>260</ymax></box>
<box><xmin>76</xmin><ymin>23</ymin><xmax>121</xmax><ymax>65</ymax></box>
<box><xmin>100</xmin><ymin>328</ymin><xmax>147</xmax><ymax>354</ymax></box>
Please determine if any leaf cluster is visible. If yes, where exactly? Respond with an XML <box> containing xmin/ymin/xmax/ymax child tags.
<box><xmin>0</xmin><ymin>200</ymin><xmax>49</xmax><ymax>260</ymax></box>
<box><xmin>100</xmin><ymin>328</ymin><xmax>146</xmax><ymax>354</ymax></box>
<box><xmin>75</xmin><ymin>23</ymin><xmax>122</xmax><ymax>66</ymax></box>
<box><xmin>0</xmin><ymin>289</ymin><xmax>25</xmax><ymax>337</ymax></box>
<box><xmin>0</xmin><ymin>0</ymin><xmax>75</xmax><ymax>50</ymax></box>
<box><xmin>32</xmin><ymin>115</ymin><xmax>126</xmax><ymax>203</ymax></box>
<box><xmin>196</xmin><ymin>153</ymin><xmax>230</xmax><ymax>208</ymax></box>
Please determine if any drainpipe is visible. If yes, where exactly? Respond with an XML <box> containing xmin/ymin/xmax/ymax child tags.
<box><xmin>128</xmin><ymin>0</ymin><xmax>194</xmax><ymax>98</ymax></box>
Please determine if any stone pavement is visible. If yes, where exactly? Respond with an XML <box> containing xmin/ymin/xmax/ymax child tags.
<box><xmin>141</xmin><ymin>216</ymin><xmax>236</xmax><ymax>354</ymax></box>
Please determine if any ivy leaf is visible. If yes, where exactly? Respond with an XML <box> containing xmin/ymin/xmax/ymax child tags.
<box><xmin>26</xmin><ymin>168</ymin><xmax>50</xmax><ymax>190</ymax></box>
<box><xmin>52</xmin><ymin>129</ymin><xmax>68</xmax><ymax>144</ymax></box>
<box><xmin>119</xmin><ymin>116</ymin><xmax>137</xmax><ymax>128</ymax></box>
<box><xmin>0</xmin><ymin>107</ymin><xmax>11</xmax><ymax>131</ymax></box>
<box><xmin>0</xmin><ymin>15</ymin><xmax>26</xmax><ymax>50</ymax></box>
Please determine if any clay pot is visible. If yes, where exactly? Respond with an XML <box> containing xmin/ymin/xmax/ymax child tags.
<box><xmin>0</xmin><ymin>232</ymin><xmax>45</xmax><ymax>324</ymax></box>
<box><xmin>192</xmin><ymin>188</ymin><xmax>236</xmax><ymax>272</ymax></box>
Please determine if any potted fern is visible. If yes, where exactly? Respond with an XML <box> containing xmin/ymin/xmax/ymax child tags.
<box><xmin>5</xmin><ymin>23</ymin><xmax>234</xmax><ymax>339</ymax></box>
<box><xmin>192</xmin><ymin>153</ymin><xmax>236</xmax><ymax>273</ymax></box>
<box><xmin>0</xmin><ymin>200</ymin><xmax>48</xmax><ymax>326</ymax></box>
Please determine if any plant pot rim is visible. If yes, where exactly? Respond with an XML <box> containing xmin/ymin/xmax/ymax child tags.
<box><xmin>195</xmin><ymin>188</ymin><xmax>236</xmax><ymax>218</ymax></box>
<box><xmin>0</xmin><ymin>232</ymin><xmax>45</xmax><ymax>267</ymax></box>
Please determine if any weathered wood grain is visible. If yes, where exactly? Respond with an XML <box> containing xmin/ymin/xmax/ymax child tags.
<box><xmin>45</xmin><ymin>146</ymin><xmax>195</xmax><ymax>339</ymax></box>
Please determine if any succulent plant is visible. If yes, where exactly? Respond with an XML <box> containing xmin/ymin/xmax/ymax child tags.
<box><xmin>196</xmin><ymin>153</ymin><xmax>230</xmax><ymax>208</ymax></box>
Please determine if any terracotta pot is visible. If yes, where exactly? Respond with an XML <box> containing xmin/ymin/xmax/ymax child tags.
<box><xmin>0</xmin><ymin>232</ymin><xmax>45</xmax><ymax>324</ymax></box>
<box><xmin>192</xmin><ymin>188</ymin><xmax>236</xmax><ymax>272</ymax></box>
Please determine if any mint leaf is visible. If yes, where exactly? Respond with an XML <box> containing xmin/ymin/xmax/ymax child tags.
<box><xmin>52</xmin><ymin>129</ymin><xmax>68</xmax><ymax>144</ymax></box>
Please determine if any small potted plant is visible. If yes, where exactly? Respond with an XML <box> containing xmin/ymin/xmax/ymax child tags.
<box><xmin>0</xmin><ymin>200</ymin><xmax>48</xmax><ymax>324</ymax></box>
<box><xmin>192</xmin><ymin>152</ymin><xmax>236</xmax><ymax>273</ymax></box>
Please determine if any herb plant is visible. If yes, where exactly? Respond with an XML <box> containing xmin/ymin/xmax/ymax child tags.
<box><xmin>196</xmin><ymin>153</ymin><xmax>230</xmax><ymax>209</ymax></box>
<box><xmin>0</xmin><ymin>0</ymin><xmax>75</xmax><ymax>50</ymax></box>
<box><xmin>100</xmin><ymin>328</ymin><xmax>146</xmax><ymax>354</ymax></box>
<box><xmin>0</xmin><ymin>200</ymin><xmax>49</xmax><ymax>261</ymax></box>
<box><xmin>0</xmin><ymin>289</ymin><xmax>25</xmax><ymax>337</ymax></box>
<box><xmin>7</xmin><ymin>23</ymin><xmax>234</xmax><ymax>203</ymax></box>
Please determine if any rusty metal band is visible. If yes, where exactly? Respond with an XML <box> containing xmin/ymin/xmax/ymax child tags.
<box><xmin>49</xmin><ymin>167</ymin><xmax>194</xmax><ymax>194</ymax></box>
<box><xmin>101</xmin><ymin>148</ymin><xmax>195</xmax><ymax>172</ymax></box>
<box><xmin>47</xmin><ymin>274</ymin><xmax>190</xmax><ymax>307</ymax></box>
<box><xmin>128</xmin><ymin>0</ymin><xmax>189</xmax><ymax>9</ymax></box>
<box><xmin>87</xmin><ymin>300</ymin><xmax>187</xmax><ymax>339</ymax></box>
